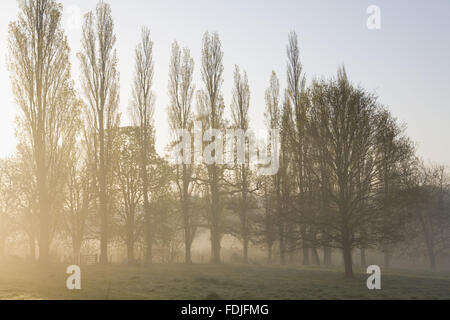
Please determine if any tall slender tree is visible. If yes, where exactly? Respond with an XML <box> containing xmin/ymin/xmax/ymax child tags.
<box><xmin>264</xmin><ymin>71</ymin><xmax>286</xmax><ymax>264</ymax></box>
<box><xmin>230</xmin><ymin>65</ymin><xmax>252</xmax><ymax>263</ymax></box>
<box><xmin>129</xmin><ymin>27</ymin><xmax>155</xmax><ymax>265</ymax></box>
<box><xmin>8</xmin><ymin>0</ymin><xmax>79</xmax><ymax>263</ymax></box>
<box><xmin>168</xmin><ymin>41</ymin><xmax>196</xmax><ymax>263</ymax></box>
<box><xmin>78</xmin><ymin>1</ymin><xmax>120</xmax><ymax>264</ymax></box>
<box><xmin>279</xmin><ymin>92</ymin><xmax>295</xmax><ymax>265</ymax></box>
<box><xmin>286</xmin><ymin>31</ymin><xmax>309</xmax><ymax>265</ymax></box>
<box><xmin>197</xmin><ymin>31</ymin><xmax>225</xmax><ymax>264</ymax></box>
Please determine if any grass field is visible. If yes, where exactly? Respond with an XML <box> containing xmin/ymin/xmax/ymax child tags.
<box><xmin>0</xmin><ymin>262</ymin><xmax>449</xmax><ymax>300</ymax></box>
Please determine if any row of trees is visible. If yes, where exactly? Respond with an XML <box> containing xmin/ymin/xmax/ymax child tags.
<box><xmin>1</xmin><ymin>0</ymin><xmax>449</xmax><ymax>278</ymax></box>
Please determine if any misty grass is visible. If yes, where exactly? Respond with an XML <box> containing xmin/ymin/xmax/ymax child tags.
<box><xmin>0</xmin><ymin>263</ymin><xmax>449</xmax><ymax>300</ymax></box>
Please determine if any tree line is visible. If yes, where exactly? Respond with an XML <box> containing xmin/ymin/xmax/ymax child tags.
<box><xmin>1</xmin><ymin>0</ymin><xmax>449</xmax><ymax>278</ymax></box>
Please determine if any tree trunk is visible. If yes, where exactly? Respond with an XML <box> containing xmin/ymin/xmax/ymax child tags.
<box><xmin>309</xmin><ymin>230</ymin><xmax>320</xmax><ymax>265</ymax></box>
<box><xmin>98</xmin><ymin>114</ymin><xmax>108</xmax><ymax>265</ymax></box>
<box><xmin>279</xmin><ymin>221</ymin><xmax>286</xmax><ymax>265</ymax></box>
<box><xmin>243</xmin><ymin>237</ymin><xmax>249</xmax><ymax>264</ymax></box>
<box><xmin>241</xmin><ymin>164</ymin><xmax>249</xmax><ymax>264</ymax></box>
<box><xmin>427</xmin><ymin>250</ymin><xmax>436</xmax><ymax>271</ymax></box>
<box><xmin>185</xmin><ymin>235</ymin><xmax>192</xmax><ymax>264</ymax></box>
<box><xmin>342</xmin><ymin>227</ymin><xmax>354</xmax><ymax>278</ymax></box>
<box><xmin>211</xmin><ymin>218</ymin><xmax>221</xmax><ymax>264</ymax></box>
<box><xmin>141</xmin><ymin>135</ymin><xmax>152</xmax><ymax>266</ymax></box>
<box><xmin>37</xmin><ymin>190</ymin><xmax>50</xmax><ymax>264</ymax></box>
<box><xmin>144</xmin><ymin>208</ymin><xmax>152</xmax><ymax>265</ymax></box>
<box><xmin>302</xmin><ymin>246</ymin><xmax>309</xmax><ymax>265</ymax></box>
<box><xmin>301</xmin><ymin>226</ymin><xmax>309</xmax><ymax>265</ymax></box>
<box><xmin>37</xmin><ymin>143</ymin><xmax>51</xmax><ymax>265</ymax></box>
<box><xmin>360</xmin><ymin>248</ymin><xmax>367</xmax><ymax>268</ymax></box>
<box><xmin>182</xmin><ymin>169</ymin><xmax>192</xmax><ymax>264</ymax></box>
<box><xmin>126</xmin><ymin>214</ymin><xmax>135</xmax><ymax>265</ymax></box>
<box><xmin>99</xmin><ymin>192</ymin><xmax>108</xmax><ymax>265</ymax></box>
<box><xmin>342</xmin><ymin>246</ymin><xmax>353</xmax><ymax>278</ymax></box>
<box><xmin>275</xmin><ymin>173</ymin><xmax>285</xmax><ymax>266</ymax></box>
<box><xmin>287</xmin><ymin>225</ymin><xmax>295</xmax><ymax>264</ymax></box>
<box><xmin>126</xmin><ymin>241</ymin><xmax>134</xmax><ymax>265</ymax></box>
<box><xmin>323</xmin><ymin>246</ymin><xmax>332</xmax><ymax>266</ymax></box>
<box><xmin>425</xmin><ymin>235</ymin><xmax>436</xmax><ymax>271</ymax></box>
<box><xmin>420</xmin><ymin>213</ymin><xmax>437</xmax><ymax>271</ymax></box>
<box><xmin>211</xmin><ymin>227</ymin><xmax>221</xmax><ymax>264</ymax></box>
<box><xmin>312</xmin><ymin>247</ymin><xmax>320</xmax><ymax>265</ymax></box>
<box><xmin>210</xmin><ymin>165</ymin><xmax>221</xmax><ymax>264</ymax></box>
<box><xmin>267</xmin><ymin>242</ymin><xmax>273</xmax><ymax>264</ymax></box>
<box><xmin>73</xmin><ymin>241</ymin><xmax>81</xmax><ymax>265</ymax></box>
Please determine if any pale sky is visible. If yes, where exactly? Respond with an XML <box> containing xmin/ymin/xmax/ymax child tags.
<box><xmin>1</xmin><ymin>0</ymin><xmax>449</xmax><ymax>166</ymax></box>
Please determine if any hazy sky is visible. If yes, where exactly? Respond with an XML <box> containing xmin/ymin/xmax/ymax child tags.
<box><xmin>1</xmin><ymin>0</ymin><xmax>449</xmax><ymax>166</ymax></box>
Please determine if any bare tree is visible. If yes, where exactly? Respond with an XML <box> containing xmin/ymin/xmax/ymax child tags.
<box><xmin>13</xmin><ymin>141</ymin><xmax>39</xmax><ymax>261</ymax></box>
<box><xmin>260</xmin><ymin>174</ymin><xmax>276</xmax><ymax>263</ymax></box>
<box><xmin>230</xmin><ymin>65</ymin><xmax>252</xmax><ymax>263</ymax></box>
<box><xmin>168</xmin><ymin>41</ymin><xmax>196</xmax><ymax>263</ymax></box>
<box><xmin>260</xmin><ymin>72</ymin><xmax>282</xmax><ymax>263</ymax></box>
<box><xmin>373</xmin><ymin>110</ymin><xmax>415</xmax><ymax>268</ymax></box>
<box><xmin>286</xmin><ymin>31</ymin><xmax>310</xmax><ymax>265</ymax></box>
<box><xmin>197</xmin><ymin>31</ymin><xmax>225</xmax><ymax>264</ymax></box>
<box><xmin>0</xmin><ymin>159</ymin><xmax>20</xmax><ymax>260</ymax></box>
<box><xmin>129</xmin><ymin>27</ymin><xmax>155</xmax><ymax>265</ymax></box>
<box><xmin>78</xmin><ymin>0</ymin><xmax>120</xmax><ymax>264</ymax></box>
<box><xmin>279</xmin><ymin>93</ymin><xmax>296</xmax><ymax>265</ymax></box>
<box><xmin>407</xmin><ymin>164</ymin><xmax>450</xmax><ymax>270</ymax></box>
<box><xmin>116</xmin><ymin>127</ymin><xmax>142</xmax><ymax>265</ymax></box>
<box><xmin>8</xmin><ymin>0</ymin><xmax>79</xmax><ymax>263</ymax></box>
<box><xmin>306</xmin><ymin>67</ymin><xmax>415</xmax><ymax>277</ymax></box>
<box><xmin>64</xmin><ymin>147</ymin><xmax>95</xmax><ymax>264</ymax></box>
<box><xmin>265</xmin><ymin>71</ymin><xmax>291</xmax><ymax>265</ymax></box>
